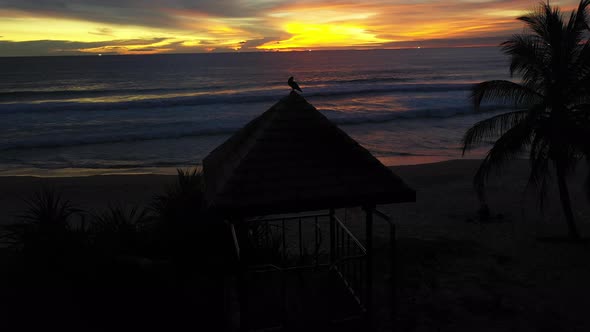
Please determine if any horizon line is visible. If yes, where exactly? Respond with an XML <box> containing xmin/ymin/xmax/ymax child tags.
<box><xmin>0</xmin><ymin>44</ymin><xmax>501</xmax><ymax>59</ymax></box>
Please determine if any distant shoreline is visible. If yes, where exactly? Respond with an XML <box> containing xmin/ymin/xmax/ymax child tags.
<box><xmin>0</xmin><ymin>156</ymin><xmax>482</xmax><ymax>178</ymax></box>
<box><xmin>0</xmin><ymin>45</ymin><xmax>501</xmax><ymax>59</ymax></box>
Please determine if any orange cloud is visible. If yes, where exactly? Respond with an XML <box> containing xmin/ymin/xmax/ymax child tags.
<box><xmin>252</xmin><ymin>1</ymin><xmax>538</xmax><ymax>51</ymax></box>
<box><xmin>0</xmin><ymin>0</ymin><xmax>584</xmax><ymax>56</ymax></box>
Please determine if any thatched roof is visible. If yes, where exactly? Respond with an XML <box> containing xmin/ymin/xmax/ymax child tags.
<box><xmin>203</xmin><ymin>92</ymin><xmax>415</xmax><ymax>217</ymax></box>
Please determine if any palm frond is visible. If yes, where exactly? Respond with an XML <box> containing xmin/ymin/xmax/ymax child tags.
<box><xmin>571</xmin><ymin>104</ymin><xmax>590</xmax><ymax>120</ymax></box>
<box><xmin>566</xmin><ymin>0</ymin><xmax>590</xmax><ymax>45</ymax></box>
<box><xmin>462</xmin><ymin>110</ymin><xmax>529</xmax><ymax>154</ymax></box>
<box><xmin>501</xmin><ymin>34</ymin><xmax>548</xmax><ymax>82</ymax></box>
<box><xmin>572</xmin><ymin>41</ymin><xmax>590</xmax><ymax>83</ymax></box>
<box><xmin>471</xmin><ymin>80</ymin><xmax>543</xmax><ymax>111</ymax></box>
<box><xmin>576</xmin><ymin>107</ymin><xmax>590</xmax><ymax>201</ymax></box>
<box><xmin>517</xmin><ymin>2</ymin><xmax>562</xmax><ymax>42</ymax></box>
<box><xmin>571</xmin><ymin>61</ymin><xmax>590</xmax><ymax>98</ymax></box>
<box><xmin>473</xmin><ymin>121</ymin><xmax>534</xmax><ymax>201</ymax></box>
<box><xmin>466</xmin><ymin>1</ymin><xmax>590</xmax><ymax>237</ymax></box>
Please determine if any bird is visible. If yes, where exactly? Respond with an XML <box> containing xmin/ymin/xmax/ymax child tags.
<box><xmin>288</xmin><ymin>76</ymin><xmax>302</xmax><ymax>93</ymax></box>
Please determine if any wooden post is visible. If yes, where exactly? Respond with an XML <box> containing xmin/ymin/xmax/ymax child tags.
<box><xmin>281</xmin><ymin>268</ymin><xmax>287</xmax><ymax>328</ymax></box>
<box><xmin>364</xmin><ymin>205</ymin><xmax>374</xmax><ymax>330</ymax></box>
<box><xmin>330</xmin><ymin>208</ymin><xmax>336</xmax><ymax>265</ymax></box>
<box><xmin>234</xmin><ymin>220</ymin><xmax>249</xmax><ymax>332</ymax></box>
<box><xmin>391</xmin><ymin>220</ymin><xmax>397</xmax><ymax>331</ymax></box>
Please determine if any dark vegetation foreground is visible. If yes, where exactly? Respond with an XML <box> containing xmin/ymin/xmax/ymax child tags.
<box><xmin>0</xmin><ymin>160</ymin><xmax>589</xmax><ymax>331</ymax></box>
<box><xmin>0</xmin><ymin>170</ymin><xmax>233</xmax><ymax>331</ymax></box>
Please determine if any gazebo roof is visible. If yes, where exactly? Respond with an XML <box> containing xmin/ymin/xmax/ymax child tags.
<box><xmin>203</xmin><ymin>92</ymin><xmax>415</xmax><ymax>217</ymax></box>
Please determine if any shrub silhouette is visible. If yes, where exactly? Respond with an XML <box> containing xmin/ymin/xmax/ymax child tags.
<box><xmin>151</xmin><ymin>168</ymin><xmax>232</xmax><ymax>271</ymax></box>
<box><xmin>4</xmin><ymin>186</ymin><xmax>83</xmax><ymax>257</ymax></box>
<box><xmin>90</xmin><ymin>203</ymin><xmax>151</xmax><ymax>257</ymax></box>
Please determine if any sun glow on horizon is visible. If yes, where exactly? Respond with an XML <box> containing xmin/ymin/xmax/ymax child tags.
<box><xmin>258</xmin><ymin>22</ymin><xmax>389</xmax><ymax>50</ymax></box>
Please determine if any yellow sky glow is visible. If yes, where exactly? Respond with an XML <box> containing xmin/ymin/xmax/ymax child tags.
<box><xmin>258</xmin><ymin>22</ymin><xmax>387</xmax><ymax>50</ymax></box>
<box><xmin>0</xmin><ymin>1</ymin><xmax>582</xmax><ymax>56</ymax></box>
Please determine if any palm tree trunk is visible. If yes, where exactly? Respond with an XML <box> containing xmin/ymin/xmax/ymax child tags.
<box><xmin>555</xmin><ymin>160</ymin><xmax>581</xmax><ymax>240</ymax></box>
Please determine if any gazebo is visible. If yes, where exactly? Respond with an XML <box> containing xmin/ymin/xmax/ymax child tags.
<box><xmin>203</xmin><ymin>92</ymin><xmax>415</xmax><ymax>331</ymax></box>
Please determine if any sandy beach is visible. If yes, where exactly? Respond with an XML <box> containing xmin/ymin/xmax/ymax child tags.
<box><xmin>1</xmin><ymin>159</ymin><xmax>590</xmax><ymax>331</ymax></box>
<box><xmin>386</xmin><ymin>159</ymin><xmax>590</xmax><ymax>331</ymax></box>
<box><xmin>2</xmin><ymin>159</ymin><xmax>588</xmax><ymax>235</ymax></box>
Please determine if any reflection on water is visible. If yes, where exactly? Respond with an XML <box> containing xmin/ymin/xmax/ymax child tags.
<box><xmin>0</xmin><ymin>47</ymin><xmax>508</xmax><ymax>173</ymax></box>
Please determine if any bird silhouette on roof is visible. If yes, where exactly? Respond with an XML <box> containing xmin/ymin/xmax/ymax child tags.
<box><xmin>288</xmin><ymin>76</ymin><xmax>302</xmax><ymax>93</ymax></box>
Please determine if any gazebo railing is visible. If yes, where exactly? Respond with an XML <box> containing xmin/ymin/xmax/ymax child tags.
<box><xmin>332</xmin><ymin>214</ymin><xmax>368</xmax><ymax>310</ymax></box>
<box><xmin>243</xmin><ymin>212</ymin><xmax>332</xmax><ymax>268</ymax></box>
<box><xmin>232</xmin><ymin>210</ymin><xmax>369</xmax><ymax>331</ymax></box>
<box><xmin>374</xmin><ymin>208</ymin><xmax>397</xmax><ymax>328</ymax></box>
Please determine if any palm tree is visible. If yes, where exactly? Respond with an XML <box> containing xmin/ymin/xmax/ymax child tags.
<box><xmin>462</xmin><ymin>0</ymin><xmax>590</xmax><ymax>240</ymax></box>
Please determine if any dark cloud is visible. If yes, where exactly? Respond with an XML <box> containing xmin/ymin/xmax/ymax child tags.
<box><xmin>0</xmin><ymin>37</ymin><xmax>170</xmax><ymax>56</ymax></box>
<box><xmin>197</xmin><ymin>40</ymin><xmax>220</xmax><ymax>45</ymax></box>
<box><xmin>0</xmin><ymin>0</ymin><xmax>283</xmax><ymax>29</ymax></box>
<box><xmin>109</xmin><ymin>37</ymin><xmax>169</xmax><ymax>45</ymax></box>
<box><xmin>0</xmin><ymin>40</ymin><xmax>103</xmax><ymax>56</ymax></box>
<box><xmin>210</xmin><ymin>47</ymin><xmax>238</xmax><ymax>53</ymax></box>
<box><xmin>0</xmin><ymin>36</ymin><xmax>258</xmax><ymax>56</ymax></box>
<box><xmin>238</xmin><ymin>37</ymin><xmax>280</xmax><ymax>50</ymax></box>
<box><xmin>1</xmin><ymin>1</ymin><xmax>175</xmax><ymax>29</ymax></box>
<box><xmin>89</xmin><ymin>27</ymin><xmax>115</xmax><ymax>36</ymax></box>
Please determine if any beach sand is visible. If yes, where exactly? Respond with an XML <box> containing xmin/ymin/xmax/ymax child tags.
<box><xmin>382</xmin><ymin>159</ymin><xmax>590</xmax><ymax>331</ymax></box>
<box><xmin>1</xmin><ymin>159</ymin><xmax>590</xmax><ymax>331</ymax></box>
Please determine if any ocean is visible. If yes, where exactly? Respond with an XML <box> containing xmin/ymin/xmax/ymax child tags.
<box><xmin>0</xmin><ymin>47</ymin><xmax>510</xmax><ymax>176</ymax></box>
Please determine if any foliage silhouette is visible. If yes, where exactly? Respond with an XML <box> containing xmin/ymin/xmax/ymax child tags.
<box><xmin>151</xmin><ymin>168</ymin><xmax>206</xmax><ymax>253</ymax></box>
<box><xmin>462</xmin><ymin>0</ymin><xmax>590</xmax><ymax>239</ymax></box>
<box><xmin>151</xmin><ymin>168</ymin><xmax>206</xmax><ymax>228</ymax></box>
<box><xmin>90</xmin><ymin>203</ymin><xmax>151</xmax><ymax>257</ymax></box>
<box><xmin>4</xmin><ymin>186</ymin><xmax>83</xmax><ymax>256</ymax></box>
<box><xmin>0</xmin><ymin>179</ymin><xmax>229</xmax><ymax>331</ymax></box>
<box><xmin>151</xmin><ymin>168</ymin><xmax>232</xmax><ymax>271</ymax></box>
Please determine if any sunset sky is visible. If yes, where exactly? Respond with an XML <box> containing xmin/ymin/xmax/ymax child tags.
<box><xmin>0</xmin><ymin>0</ymin><xmax>580</xmax><ymax>56</ymax></box>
